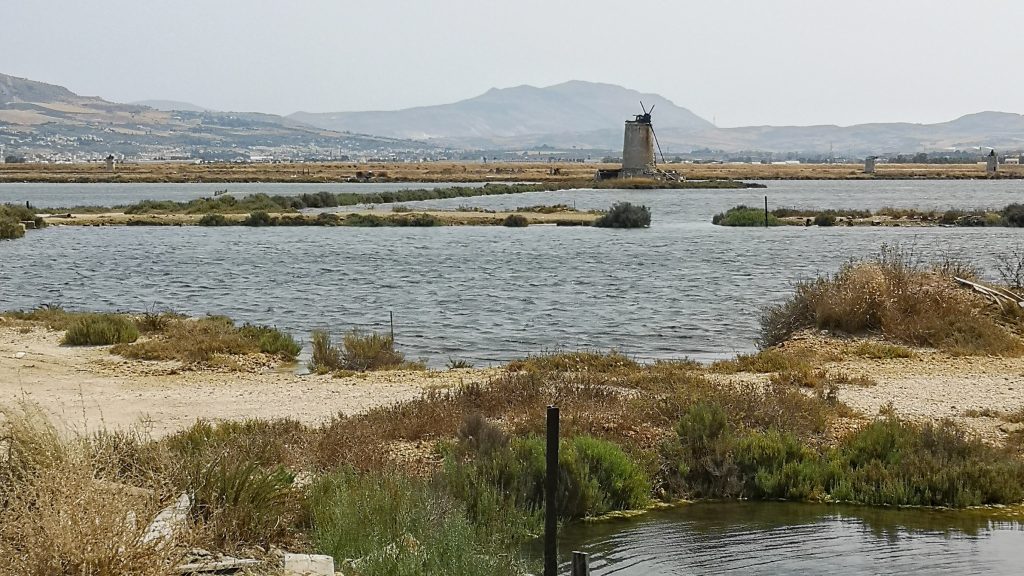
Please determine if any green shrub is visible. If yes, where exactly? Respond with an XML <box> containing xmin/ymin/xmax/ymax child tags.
<box><xmin>185</xmin><ymin>456</ymin><xmax>297</xmax><ymax>549</ymax></box>
<box><xmin>814</xmin><ymin>214</ymin><xmax>836</xmax><ymax>226</ymax></box>
<box><xmin>712</xmin><ymin>205</ymin><xmax>780</xmax><ymax>226</ymax></box>
<box><xmin>309</xmin><ymin>470</ymin><xmax>527</xmax><ymax>576</ymax></box>
<box><xmin>502</xmin><ymin>214</ymin><xmax>529</xmax><ymax>227</ymax></box>
<box><xmin>238</xmin><ymin>324</ymin><xmax>301</xmax><ymax>360</ymax></box>
<box><xmin>242</xmin><ymin>211</ymin><xmax>275</xmax><ymax>226</ymax></box>
<box><xmin>197</xmin><ymin>213</ymin><xmax>230</xmax><ymax>226</ymax></box>
<box><xmin>309</xmin><ymin>330</ymin><xmax>343</xmax><ymax>374</ymax></box>
<box><xmin>1003</xmin><ymin>204</ymin><xmax>1024</xmax><ymax>227</ymax></box>
<box><xmin>341</xmin><ymin>330</ymin><xmax>408</xmax><ymax>371</ymax></box>
<box><xmin>453</xmin><ymin>433</ymin><xmax>649</xmax><ymax>520</ymax></box>
<box><xmin>62</xmin><ymin>314</ymin><xmax>139</xmax><ymax>346</ymax></box>
<box><xmin>593</xmin><ymin>202</ymin><xmax>651</xmax><ymax>228</ymax></box>
<box><xmin>0</xmin><ymin>214</ymin><xmax>25</xmax><ymax>240</ymax></box>
<box><xmin>392</xmin><ymin>213</ymin><xmax>441</xmax><ymax>227</ymax></box>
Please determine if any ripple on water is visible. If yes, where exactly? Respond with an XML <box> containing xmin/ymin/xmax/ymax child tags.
<box><xmin>4</xmin><ymin>181</ymin><xmax>1024</xmax><ymax>366</ymax></box>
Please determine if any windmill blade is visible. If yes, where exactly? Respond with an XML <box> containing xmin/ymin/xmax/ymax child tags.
<box><xmin>640</xmin><ymin>100</ymin><xmax>648</xmax><ymax>115</ymax></box>
<box><xmin>651</xmin><ymin>124</ymin><xmax>666</xmax><ymax>165</ymax></box>
<box><xmin>648</xmin><ymin>104</ymin><xmax>655</xmax><ymax>115</ymax></box>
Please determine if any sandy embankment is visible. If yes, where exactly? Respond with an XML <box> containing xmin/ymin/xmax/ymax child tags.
<box><xmin>0</xmin><ymin>324</ymin><xmax>499</xmax><ymax>437</ymax></box>
<box><xmin>3</xmin><ymin>323</ymin><xmax>1024</xmax><ymax>443</ymax></box>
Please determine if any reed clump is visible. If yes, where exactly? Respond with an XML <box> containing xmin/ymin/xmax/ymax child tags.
<box><xmin>759</xmin><ymin>244</ymin><xmax>1024</xmax><ymax>355</ymax></box>
<box><xmin>309</xmin><ymin>329</ymin><xmax>421</xmax><ymax>373</ymax></box>
<box><xmin>111</xmin><ymin>316</ymin><xmax>299</xmax><ymax>364</ymax></box>
<box><xmin>62</xmin><ymin>313</ymin><xmax>139</xmax><ymax>345</ymax></box>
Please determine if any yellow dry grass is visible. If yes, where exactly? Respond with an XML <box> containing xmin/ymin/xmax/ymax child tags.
<box><xmin>5</xmin><ymin>161</ymin><xmax>1023</xmax><ymax>183</ymax></box>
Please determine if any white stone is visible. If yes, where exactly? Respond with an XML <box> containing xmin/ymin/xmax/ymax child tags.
<box><xmin>13</xmin><ymin>352</ymin><xmax>26</xmax><ymax>359</ymax></box>
<box><xmin>283</xmin><ymin>553</ymin><xmax>335</xmax><ymax>576</ymax></box>
<box><xmin>141</xmin><ymin>492</ymin><xmax>190</xmax><ymax>545</ymax></box>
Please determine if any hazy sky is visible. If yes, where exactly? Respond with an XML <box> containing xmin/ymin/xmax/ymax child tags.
<box><xmin>4</xmin><ymin>0</ymin><xmax>1022</xmax><ymax>127</ymax></box>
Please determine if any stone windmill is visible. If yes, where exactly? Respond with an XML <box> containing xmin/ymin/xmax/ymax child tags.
<box><xmin>621</xmin><ymin>101</ymin><xmax>666</xmax><ymax>177</ymax></box>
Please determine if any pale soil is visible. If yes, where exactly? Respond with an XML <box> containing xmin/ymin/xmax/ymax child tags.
<box><xmin>772</xmin><ymin>334</ymin><xmax>1024</xmax><ymax>444</ymax></box>
<box><xmin>0</xmin><ymin>324</ymin><xmax>499</xmax><ymax>438</ymax></box>
<box><xmin>4</xmin><ymin>321</ymin><xmax>1024</xmax><ymax>444</ymax></box>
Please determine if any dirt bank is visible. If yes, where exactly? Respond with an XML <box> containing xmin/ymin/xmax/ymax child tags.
<box><xmin>0</xmin><ymin>324</ymin><xmax>499</xmax><ymax>437</ymax></box>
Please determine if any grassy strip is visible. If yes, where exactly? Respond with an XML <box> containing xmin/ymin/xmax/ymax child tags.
<box><xmin>715</xmin><ymin>203</ymin><xmax>1024</xmax><ymax>227</ymax></box>
<box><xmin>4</xmin><ymin>307</ymin><xmax>299</xmax><ymax>364</ymax></box>
<box><xmin>41</xmin><ymin>179</ymin><xmax>758</xmax><ymax>216</ymax></box>
<box><xmin>712</xmin><ymin>205</ymin><xmax>782</xmax><ymax>226</ymax></box>
<box><xmin>666</xmin><ymin>403</ymin><xmax>1024</xmax><ymax>505</ymax></box>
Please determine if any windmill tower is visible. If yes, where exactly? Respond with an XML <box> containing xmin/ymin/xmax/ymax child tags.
<box><xmin>621</xmin><ymin>101</ymin><xmax>666</xmax><ymax>178</ymax></box>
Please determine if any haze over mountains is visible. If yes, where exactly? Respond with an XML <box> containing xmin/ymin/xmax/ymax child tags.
<box><xmin>0</xmin><ymin>73</ymin><xmax>432</xmax><ymax>161</ymax></box>
<box><xmin>293</xmin><ymin>81</ymin><xmax>1024</xmax><ymax>155</ymax></box>
<box><xmin>2</xmin><ymin>72</ymin><xmax>1022</xmax><ymax>159</ymax></box>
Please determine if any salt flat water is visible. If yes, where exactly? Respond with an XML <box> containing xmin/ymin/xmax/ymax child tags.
<box><xmin>1</xmin><ymin>179</ymin><xmax>1023</xmax><ymax>365</ymax></box>
<box><xmin>548</xmin><ymin>502</ymin><xmax>1024</xmax><ymax>575</ymax></box>
<box><xmin>0</xmin><ymin>181</ymin><xmax>485</xmax><ymax>209</ymax></box>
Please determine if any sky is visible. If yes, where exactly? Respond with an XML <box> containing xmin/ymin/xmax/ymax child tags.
<box><xmin>3</xmin><ymin>0</ymin><xmax>1022</xmax><ymax>127</ymax></box>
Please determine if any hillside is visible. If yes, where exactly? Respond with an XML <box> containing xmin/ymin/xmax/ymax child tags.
<box><xmin>290</xmin><ymin>80</ymin><xmax>713</xmax><ymax>142</ymax></box>
<box><xmin>292</xmin><ymin>80</ymin><xmax>1024</xmax><ymax>155</ymax></box>
<box><xmin>0</xmin><ymin>73</ymin><xmax>433</xmax><ymax>161</ymax></box>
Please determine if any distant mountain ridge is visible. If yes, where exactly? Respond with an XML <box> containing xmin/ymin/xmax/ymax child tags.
<box><xmin>290</xmin><ymin>80</ymin><xmax>713</xmax><ymax>141</ymax></box>
<box><xmin>0</xmin><ymin>72</ymin><xmax>432</xmax><ymax>159</ymax></box>
<box><xmin>131</xmin><ymin>99</ymin><xmax>212</xmax><ymax>113</ymax></box>
<box><xmin>2</xmin><ymin>72</ymin><xmax>1022</xmax><ymax>156</ymax></box>
<box><xmin>292</xmin><ymin>81</ymin><xmax>1024</xmax><ymax>154</ymax></box>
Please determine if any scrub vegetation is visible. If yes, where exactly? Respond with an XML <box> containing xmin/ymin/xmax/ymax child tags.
<box><xmin>593</xmin><ymin>202</ymin><xmax>651</xmax><ymax>228</ymax></box>
<box><xmin>715</xmin><ymin>203</ymin><xmax>1024</xmax><ymax>228</ymax></box>
<box><xmin>758</xmin><ymin>244</ymin><xmax>1024</xmax><ymax>354</ymax></box>
<box><xmin>3</xmin><ymin>307</ymin><xmax>299</xmax><ymax>365</ymax></box>
<box><xmin>7</xmin><ymin>243</ymin><xmax>1024</xmax><ymax>574</ymax></box>
<box><xmin>0</xmin><ymin>203</ymin><xmax>45</xmax><ymax>240</ymax></box>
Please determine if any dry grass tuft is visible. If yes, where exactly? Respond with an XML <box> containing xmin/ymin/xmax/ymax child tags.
<box><xmin>760</xmin><ymin>244</ymin><xmax>1024</xmax><ymax>355</ymax></box>
<box><xmin>0</xmin><ymin>402</ymin><xmax>181</xmax><ymax>576</ymax></box>
<box><xmin>112</xmin><ymin>316</ymin><xmax>298</xmax><ymax>365</ymax></box>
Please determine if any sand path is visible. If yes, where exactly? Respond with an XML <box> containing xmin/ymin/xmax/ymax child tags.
<box><xmin>0</xmin><ymin>324</ymin><xmax>497</xmax><ymax>437</ymax></box>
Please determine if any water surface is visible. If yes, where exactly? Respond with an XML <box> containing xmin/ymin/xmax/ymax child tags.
<box><xmin>550</xmin><ymin>502</ymin><xmax>1023</xmax><ymax>575</ymax></box>
<box><xmin>2</xmin><ymin>180</ymin><xmax>1024</xmax><ymax>365</ymax></box>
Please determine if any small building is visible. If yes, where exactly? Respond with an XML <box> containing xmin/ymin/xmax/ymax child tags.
<box><xmin>864</xmin><ymin>156</ymin><xmax>877</xmax><ymax>174</ymax></box>
<box><xmin>986</xmin><ymin>150</ymin><xmax>998</xmax><ymax>175</ymax></box>
<box><xmin>105</xmin><ymin>154</ymin><xmax>116</xmax><ymax>172</ymax></box>
<box><xmin>1004</xmin><ymin>157</ymin><xmax>1020</xmax><ymax>165</ymax></box>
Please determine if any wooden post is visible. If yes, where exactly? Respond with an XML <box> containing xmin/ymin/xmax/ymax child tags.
<box><xmin>571</xmin><ymin>551</ymin><xmax>590</xmax><ymax>576</ymax></box>
<box><xmin>764</xmin><ymin>196</ymin><xmax>769</xmax><ymax>227</ymax></box>
<box><xmin>544</xmin><ymin>406</ymin><xmax>560</xmax><ymax>576</ymax></box>
<box><xmin>389</xmin><ymin>311</ymin><xmax>394</xmax><ymax>343</ymax></box>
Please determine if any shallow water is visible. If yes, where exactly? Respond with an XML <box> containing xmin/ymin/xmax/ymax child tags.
<box><xmin>0</xmin><ymin>181</ymin><xmax>485</xmax><ymax>209</ymax></box>
<box><xmin>2</xmin><ymin>180</ymin><xmax>1024</xmax><ymax>365</ymax></box>
<box><xmin>547</xmin><ymin>502</ymin><xmax>1024</xmax><ymax>575</ymax></box>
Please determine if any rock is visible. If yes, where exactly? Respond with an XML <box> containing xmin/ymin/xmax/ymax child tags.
<box><xmin>283</xmin><ymin>553</ymin><xmax>335</xmax><ymax>576</ymax></box>
<box><xmin>141</xmin><ymin>492</ymin><xmax>190</xmax><ymax>545</ymax></box>
<box><xmin>999</xmin><ymin>422</ymin><xmax>1024</xmax><ymax>434</ymax></box>
<box><xmin>13</xmin><ymin>352</ymin><xmax>25</xmax><ymax>359</ymax></box>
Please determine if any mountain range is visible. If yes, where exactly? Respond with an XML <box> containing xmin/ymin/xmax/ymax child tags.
<box><xmin>292</xmin><ymin>81</ymin><xmax>1024</xmax><ymax>155</ymax></box>
<box><xmin>0</xmin><ymin>73</ymin><xmax>431</xmax><ymax>161</ymax></box>
<box><xmin>2</xmin><ymin>72</ymin><xmax>1022</xmax><ymax>158</ymax></box>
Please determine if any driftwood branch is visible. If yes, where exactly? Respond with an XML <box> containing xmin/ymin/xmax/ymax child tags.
<box><xmin>954</xmin><ymin>276</ymin><xmax>1024</xmax><ymax>307</ymax></box>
